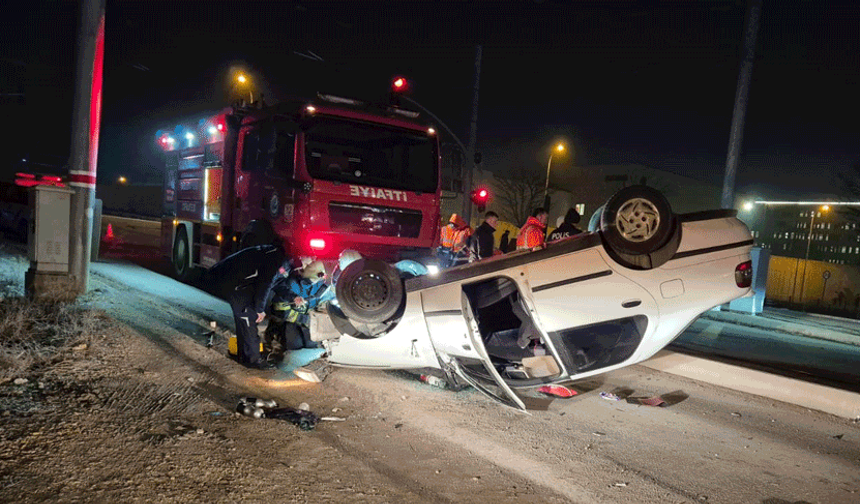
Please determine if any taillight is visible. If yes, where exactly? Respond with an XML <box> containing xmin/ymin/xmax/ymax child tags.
<box><xmin>309</xmin><ymin>238</ymin><xmax>326</xmax><ymax>251</ymax></box>
<box><xmin>735</xmin><ymin>261</ymin><xmax>752</xmax><ymax>288</ymax></box>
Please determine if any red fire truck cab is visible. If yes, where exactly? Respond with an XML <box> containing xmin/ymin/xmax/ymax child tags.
<box><xmin>159</xmin><ymin>93</ymin><xmax>442</xmax><ymax>285</ymax></box>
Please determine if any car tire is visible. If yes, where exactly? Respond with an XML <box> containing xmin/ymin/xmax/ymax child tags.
<box><xmin>327</xmin><ymin>304</ymin><xmax>397</xmax><ymax>339</ymax></box>
<box><xmin>599</xmin><ymin>185</ymin><xmax>680</xmax><ymax>269</ymax></box>
<box><xmin>172</xmin><ymin>226</ymin><xmax>199</xmax><ymax>282</ymax></box>
<box><xmin>335</xmin><ymin>259</ymin><xmax>404</xmax><ymax>325</ymax></box>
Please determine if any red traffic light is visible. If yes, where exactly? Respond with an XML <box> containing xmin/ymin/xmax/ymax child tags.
<box><xmin>391</xmin><ymin>76</ymin><xmax>409</xmax><ymax>93</ymax></box>
<box><xmin>470</xmin><ymin>187</ymin><xmax>491</xmax><ymax>211</ymax></box>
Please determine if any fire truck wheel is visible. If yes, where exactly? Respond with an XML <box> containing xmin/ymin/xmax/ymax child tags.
<box><xmin>599</xmin><ymin>185</ymin><xmax>680</xmax><ymax>269</ymax></box>
<box><xmin>335</xmin><ymin>259</ymin><xmax>405</xmax><ymax>325</ymax></box>
<box><xmin>172</xmin><ymin>227</ymin><xmax>199</xmax><ymax>282</ymax></box>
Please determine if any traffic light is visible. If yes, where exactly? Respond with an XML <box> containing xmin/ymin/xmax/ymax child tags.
<box><xmin>390</xmin><ymin>76</ymin><xmax>410</xmax><ymax>105</ymax></box>
<box><xmin>470</xmin><ymin>187</ymin><xmax>490</xmax><ymax>212</ymax></box>
<box><xmin>391</xmin><ymin>76</ymin><xmax>410</xmax><ymax>93</ymax></box>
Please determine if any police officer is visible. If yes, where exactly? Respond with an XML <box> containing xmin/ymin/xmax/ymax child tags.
<box><xmin>548</xmin><ymin>208</ymin><xmax>583</xmax><ymax>241</ymax></box>
<box><xmin>206</xmin><ymin>243</ymin><xmax>287</xmax><ymax>369</ymax></box>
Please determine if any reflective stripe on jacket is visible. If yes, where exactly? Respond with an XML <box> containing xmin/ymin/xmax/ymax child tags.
<box><xmin>439</xmin><ymin>223</ymin><xmax>457</xmax><ymax>249</ymax></box>
<box><xmin>516</xmin><ymin>216</ymin><xmax>546</xmax><ymax>250</ymax></box>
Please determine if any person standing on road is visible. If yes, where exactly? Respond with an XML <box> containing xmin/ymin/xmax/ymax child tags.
<box><xmin>450</xmin><ymin>218</ymin><xmax>474</xmax><ymax>267</ymax></box>
<box><xmin>548</xmin><ymin>208</ymin><xmax>583</xmax><ymax>242</ymax></box>
<box><xmin>469</xmin><ymin>211</ymin><xmax>499</xmax><ymax>262</ymax></box>
<box><xmin>205</xmin><ymin>243</ymin><xmax>287</xmax><ymax>370</ymax></box>
<box><xmin>516</xmin><ymin>208</ymin><xmax>548</xmax><ymax>250</ymax></box>
<box><xmin>437</xmin><ymin>214</ymin><xmax>469</xmax><ymax>268</ymax></box>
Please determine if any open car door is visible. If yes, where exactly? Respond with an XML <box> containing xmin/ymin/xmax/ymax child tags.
<box><xmin>446</xmin><ymin>293</ymin><xmax>527</xmax><ymax>411</ymax></box>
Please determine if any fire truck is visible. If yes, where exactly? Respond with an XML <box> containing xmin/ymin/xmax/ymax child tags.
<box><xmin>158</xmin><ymin>89</ymin><xmax>442</xmax><ymax>291</ymax></box>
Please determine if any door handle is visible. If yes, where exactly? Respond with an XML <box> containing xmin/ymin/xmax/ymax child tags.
<box><xmin>622</xmin><ymin>299</ymin><xmax>641</xmax><ymax>308</ymax></box>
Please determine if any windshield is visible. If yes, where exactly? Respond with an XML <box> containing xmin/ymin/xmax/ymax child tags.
<box><xmin>304</xmin><ymin>117</ymin><xmax>438</xmax><ymax>194</ymax></box>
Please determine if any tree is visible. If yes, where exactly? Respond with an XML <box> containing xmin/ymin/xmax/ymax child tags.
<box><xmin>494</xmin><ymin>167</ymin><xmax>547</xmax><ymax>227</ymax></box>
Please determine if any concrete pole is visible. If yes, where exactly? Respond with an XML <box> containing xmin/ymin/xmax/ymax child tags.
<box><xmin>68</xmin><ymin>0</ymin><xmax>106</xmax><ymax>294</ymax></box>
<box><xmin>721</xmin><ymin>0</ymin><xmax>762</xmax><ymax>209</ymax></box>
<box><xmin>463</xmin><ymin>45</ymin><xmax>482</xmax><ymax>225</ymax></box>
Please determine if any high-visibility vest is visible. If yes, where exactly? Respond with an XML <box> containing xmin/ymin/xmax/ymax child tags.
<box><xmin>516</xmin><ymin>217</ymin><xmax>546</xmax><ymax>250</ymax></box>
<box><xmin>440</xmin><ymin>223</ymin><xmax>457</xmax><ymax>249</ymax></box>
<box><xmin>452</xmin><ymin>227</ymin><xmax>473</xmax><ymax>253</ymax></box>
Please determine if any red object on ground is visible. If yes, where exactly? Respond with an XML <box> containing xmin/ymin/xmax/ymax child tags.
<box><xmin>537</xmin><ymin>385</ymin><xmax>578</xmax><ymax>398</ymax></box>
<box><xmin>105</xmin><ymin>223</ymin><xmax>114</xmax><ymax>240</ymax></box>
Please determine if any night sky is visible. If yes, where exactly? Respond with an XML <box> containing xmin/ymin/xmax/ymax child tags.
<box><xmin>1</xmin><ymin>0</ymin><xmax>858</xmax><ymax>201</ymax></box>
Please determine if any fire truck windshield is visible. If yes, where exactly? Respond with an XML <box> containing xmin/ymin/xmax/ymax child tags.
<box><xmin>304</xmin><ymin>117</ymin><xmax>437</xmax><ymax>194</ymax></box>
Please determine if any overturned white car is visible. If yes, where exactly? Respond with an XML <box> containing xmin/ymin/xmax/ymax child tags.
<box><xmin>309</xmin><ymin>186</ymin><xmax>754</xmax><ymax>409</ymax></box>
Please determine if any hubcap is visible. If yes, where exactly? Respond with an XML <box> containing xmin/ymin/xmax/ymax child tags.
<box><xmin>350</xmin><ymin>273</ymin><xmax>389</xmax><ymax>310</ymax></box>
<box><xmin>615</xmin><ymin>198</ymin><xmax>660</xmax><ymax>242</ymax></box>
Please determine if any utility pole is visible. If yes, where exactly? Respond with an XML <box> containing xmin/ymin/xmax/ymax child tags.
<box><xmin>722</xmin><ymin>0</ymin><xmax>762</xmax><ymax>209</ymax></box>
<box><xmin>68</xmin><ymin>0</ymin><xmax>106</xmax><ymax>294</ymax></box>
<box><xmin>463</xmin><ymin>45</ymin><xmax>482</xmax><ymax>224</ymax></box>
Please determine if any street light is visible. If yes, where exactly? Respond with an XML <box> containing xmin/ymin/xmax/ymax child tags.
<box><xmin>117</xmin><ymin>176</ymin><xmax>127</xmax><ymax>184</ymax></box>
<box><xmin>543</xmin><ymin>143</ymin><xmax>565</xmax><ymax>211</ymax></box>
<box><xmin>796</xmin><ymin>205</ymin><xmax>829</xmax><ymax>308</ymax></box>
<box><xmin>236</xmin><ymin>73</ymin><xmax>254</xmax><ymax>104</ymax></box>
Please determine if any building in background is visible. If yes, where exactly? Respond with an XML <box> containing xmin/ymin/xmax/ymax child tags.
<box><xmin>740</xmin><ymin>201</ymin><xmax>860</xmax><ymax>266</ymax></box>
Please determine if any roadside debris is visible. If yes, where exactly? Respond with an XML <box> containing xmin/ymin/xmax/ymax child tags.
<box><xmin>294</xmin><ymin>358</ymin><xmax>332</xmax><ymax>383</ymax></box>
<box><xmin>13</xmin><ymin>378</ymin><xmax>28</xmax><ymax>386</ymax></box>
<box><xmin>600</xmin><ymin>392</ymin><xmax>621</xmax><ymax>401</ymax></box>
<box><xmin>235</xmin><ymin>397</ymin><xmax>319</xmax><ymax>430</ymax></box>
<box><xmin>613</xmin><ymin>482</ymin><xmax>628</xmax><ymax>487</ymax></box>
<box><xmin>419</xmin><ymin>374</ymin><xmax>448</xmax><ymax>389</ymax></box>
<box><xmin>626</xmin><ymin>396</ymin><xmax>667</xmax><ymax>407</ymax></box>
<box><xmin>731</xmin><ymin>412</ymin><xmax>742</xmax><ymax>417</ymax></box>
<box><xmin>832</xmin><ymin>434</ymin><xmax>844</xmax><ymax>440</ymax></box>
<box><xmin>72</xmin><ymin>343</ymin><xmax>87</xmax><ymax>352</ymax></box>
<box><xmin>537</xmin><ymin>385</ymin><xmax>577</xmax><ymax>398</ymax></box>
<box><xmin>320</xmin><ymin>416</ymin><xmax>346</xmax><ymax>422</ymax></box>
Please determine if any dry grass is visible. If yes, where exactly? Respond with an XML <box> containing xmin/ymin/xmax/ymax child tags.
<box><xmin>0</xmin><ymin>297</ymin><xmax>107</xmax><ymax>379</ymax></box>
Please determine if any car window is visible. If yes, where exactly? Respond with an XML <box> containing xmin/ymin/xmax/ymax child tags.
<box><xmin>547</xmin><ymin>315</ymin><xmax>648</xmax><ymax>374</ymax></box>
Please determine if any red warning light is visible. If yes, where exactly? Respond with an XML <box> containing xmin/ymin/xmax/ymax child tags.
<box><xmin>391</xmin><ymin>76</ymin><xmax>409</xmax><ymax>93</ymax></box>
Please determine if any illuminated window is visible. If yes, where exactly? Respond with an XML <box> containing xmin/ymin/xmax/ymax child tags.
<box><xmin>575</xmin><ymin>203</ymin><xmax>585</xmax><ymax>216</ymax></box>
<box><xmin>842</xmin><ymin>246</ymin><xmax>846</xmax><ymax>253</ymax></box>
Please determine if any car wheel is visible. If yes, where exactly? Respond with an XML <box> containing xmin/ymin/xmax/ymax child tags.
<box><xmin>335</xmin><ymin>259</ymin><xmax>404</xmax><ymax>325</ymax></box>
<box><xmin>599</xmin><ymin>185</ymin><xmax>680</xmax><ymax>269</ymax></box>
<box><xmin>327</xmin><ymin>303</ymin><xmax>397</xmax><ymax>339</ymax></box>
<box><xmin>172</xmin><ymin>227</ymin><xmax>196</xmax><ymax>281</ymax></box>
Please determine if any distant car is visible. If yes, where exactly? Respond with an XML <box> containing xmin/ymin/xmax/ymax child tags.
<box><xmin>309</xmin><ymin>186</ymin><xmax>754</xmax><ymax>409</ymax></box>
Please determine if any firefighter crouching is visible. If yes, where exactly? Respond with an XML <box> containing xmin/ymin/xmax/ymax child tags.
<box><xmin>263</xmin><ymin>259</ymin><xmax>334</xmax><ymax>365</ymax></box>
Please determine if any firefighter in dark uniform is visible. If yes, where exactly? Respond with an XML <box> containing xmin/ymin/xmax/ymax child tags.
<box><xmin>206</xmin><ymin>243</ymin><xmax>287</xmax><ymax>369</ymax></box>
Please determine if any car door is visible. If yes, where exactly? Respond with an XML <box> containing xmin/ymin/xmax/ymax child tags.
<box><xmin>420</xmin><ymin>276</ymin><xmax>528</xmax><ymax>411</ymax></box>
<box><xmin>523</xmin><ymin>248</ymin><xmax>659</xmax><ymax>373</ymax></box>
<box><xmin>450</xmin><ymin>290</ymin><xmax>527</xmax><ymax>410</ymax></box>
